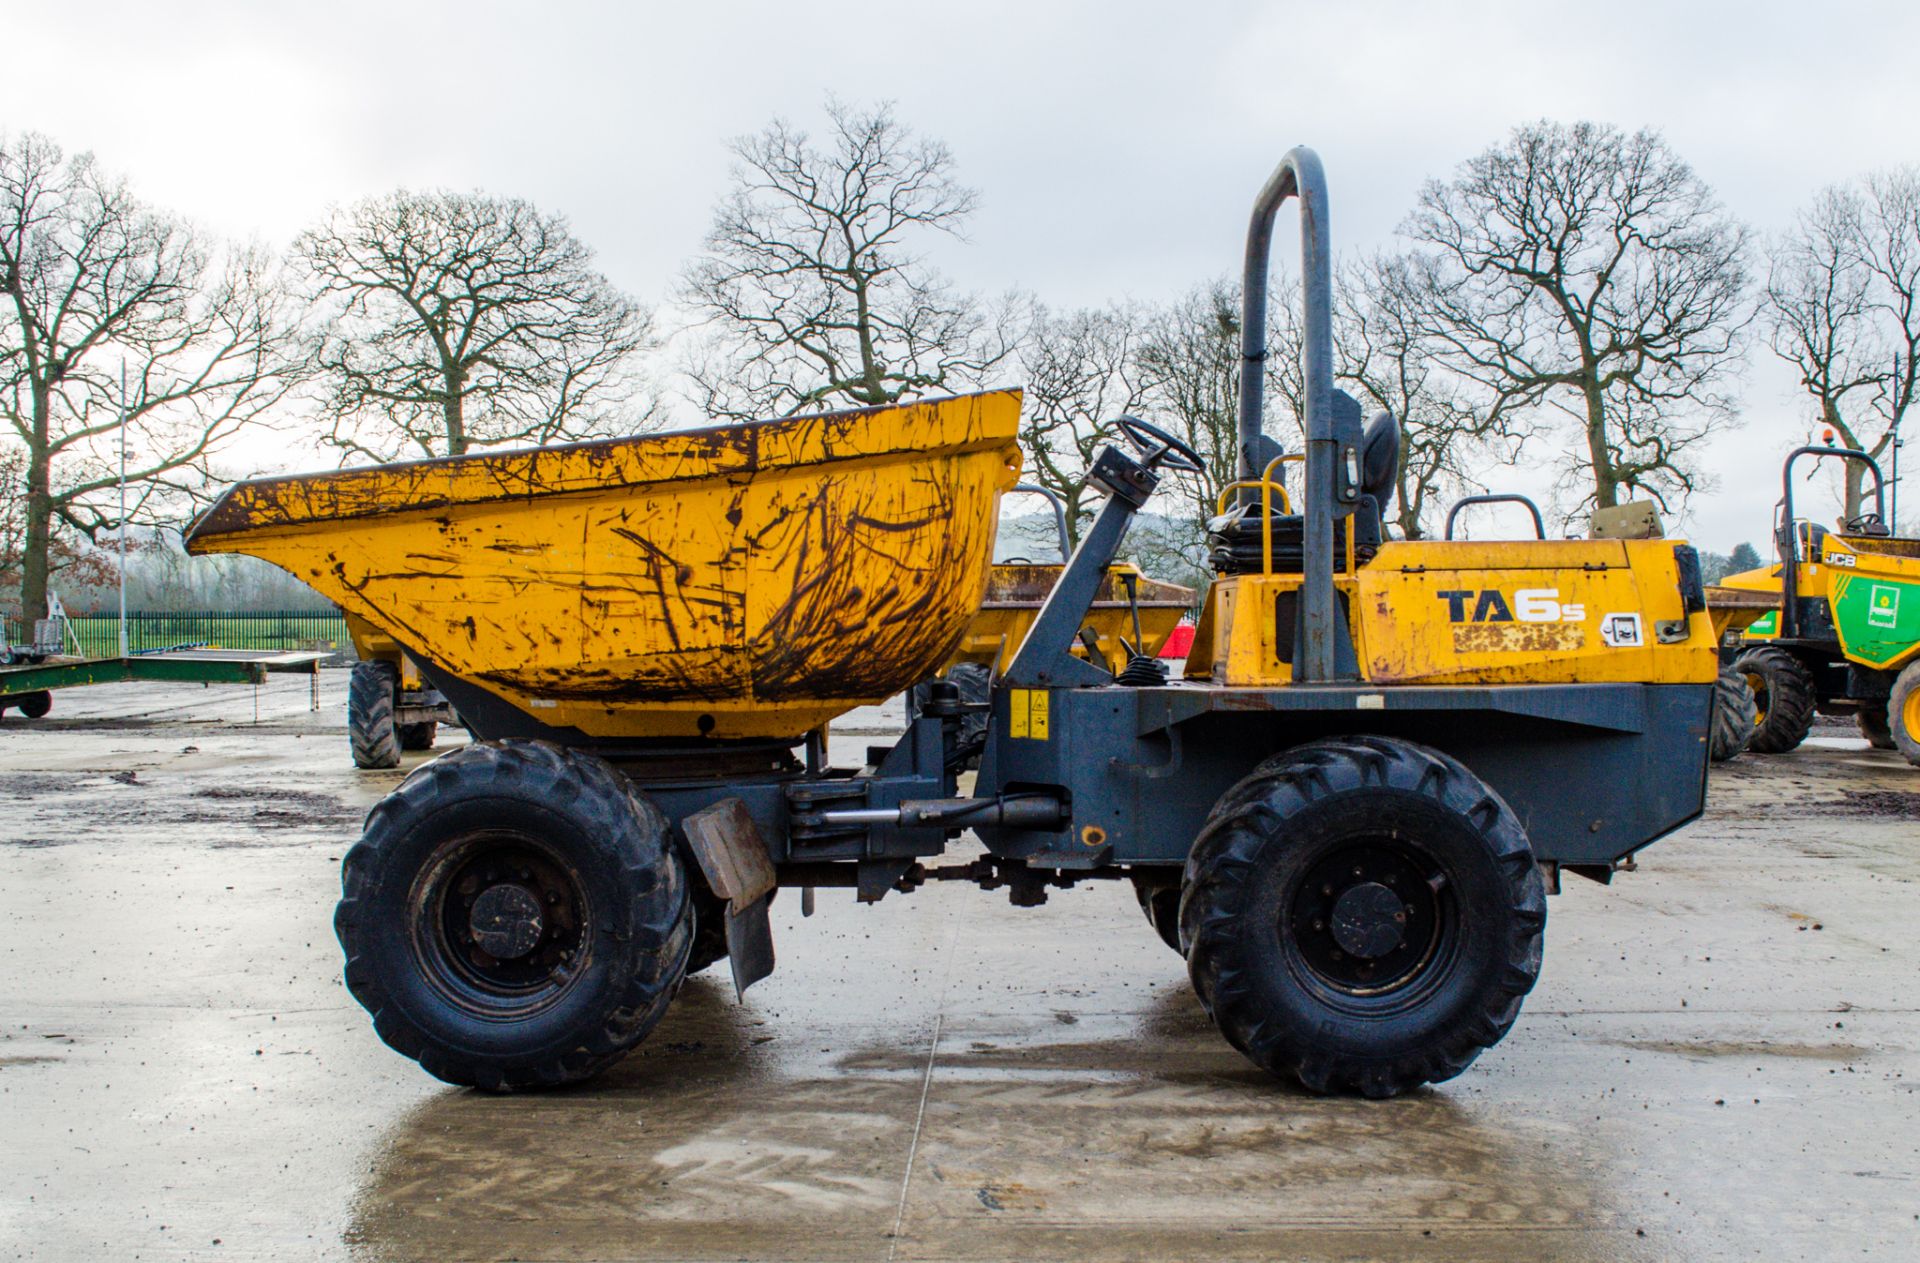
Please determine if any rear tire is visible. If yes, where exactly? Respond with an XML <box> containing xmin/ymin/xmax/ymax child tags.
<box><xmin>685</xmin><ymin>889</ymin><xmax>730</xmax><ymax>976</ymax></box>
<box><xmin>1709</xmin><ymin>669</ymin><xmax>1755</xmax><ymax>762</ymax></box>
<box><xmin>1733</xmin><ymin>647</ymin><xmax>1816</xmax><ymax>754</ymax></box>
<box><xmin>335</xmin><ymin>740</ymin><xmax>691</xmax><ymax>1089</ymax></box>
<box><xmin>1132</xmin><ymin>879</ymin><xmax>1183</xmax><ymax>953</ymax></box>
<box><xmin>349</xmin><ymin>660</ymin><xmax>401</xmax><ymax>769</ymax></box>
<box><xmin>1857</xmin><ymin>702</ymin><xmax>1896</xmax><ymax>750</ymax></box>
<box><xmin>14</xmin><ymin>690</ymin><xmax>52</xmax><ymax>719</ymax></box>
<box><xmin>909</xmin><ymin>662</ymin><xmax>992</xmax><ymax>767</ymax></box>
<box><xmin>398</xmin><ymin>720</ymin><xmax>439</xmax><ymax>751</ymax></box>
<box><xmin>1181</xmin><ymin>736</ymin><xmax>1546</xmax><ymax>1098</ymax></box>
<box><xmin>1887</xmin><ymin>661</ymin><xmax>1920</xmax><ymax>768</ymax></box>
<box><xmin>683</xmin><ymin>886</ymin><xmax>776</xmax><ymax>976</ymax></box>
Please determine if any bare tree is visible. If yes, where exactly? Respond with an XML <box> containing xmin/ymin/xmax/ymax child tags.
<box><xmin>1013</xmin><ymin>303</ymin><xmax>1152</xmax><ymax>551</ymax></box>
<box><xmin>682</xmin><ymin>99</ymin><xmax>1021</xmax><ymax>420</ymax></box>
<box><xmin>297</xmin><ymin>190</ymin><xmax>652</xmax><ymax>462</ymax></box>
<box><xmin>0</xmin><ymin>133</ymin><xmax>297</xmax><ymax>618</ymax></box>
<box><xmin>1</xmin><ymin>442</ymin><xmax>25</xmax><ymax>609</ymax></box>
<box><xmin>1402</xmin><ymin>121</ymin><xmax>1750</xmax><ymax>519</ymax></box>
<box><xmin>1337</xmin><ymin>255</ymin><xmax>1514</xmax><ymax>538</ymax></box>
<box><xmin>1123</xmin><ymin>279</ymin><xmax>1309</xmax><ymax>581</ymax></box>
<box><xmin>1137</xmin><ymin>282</ymin><xmax>1255</xmax><ymax>521</ymax></box>
<box><xmin>1766</xmin><ymin>169</ymin><xmax>1920</xmax><ymax>524</ymax></box>
<box><xmin>1246</xmin><ymin>261</ymin><xmax>1507</xmax><ymax>540</ymax></box>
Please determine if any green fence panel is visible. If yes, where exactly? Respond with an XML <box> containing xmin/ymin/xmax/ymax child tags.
<box><xmin>7</xmin><ymin>610</ymin><xmax>348</xmax><ymax>658</ymax></box>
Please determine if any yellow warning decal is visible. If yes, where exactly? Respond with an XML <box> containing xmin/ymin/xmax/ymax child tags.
<box><xmin>1007</xmin><ymin>689</ymin><xmax>1049</xmax><ymax>740</ymax></box>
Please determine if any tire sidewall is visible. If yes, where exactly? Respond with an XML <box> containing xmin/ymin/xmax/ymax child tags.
<box><xmin>339</xmin><ymin>744</ymin><xmax>689</xmax><ymax>1084</ymax></box>
<box><xmin>1218</xmin><ymin>786</ymin><xmax>1520</xmax><ymax>1063</ymax></box>
<box><xmin>349</xmin><ymin>660</ymin><xmax>401</xmax><ymax>768</ymax></box>
<box><xmin>355</xmin><ymin>794</ymin><xmax>650</xmax><ymax>1064</ymax></box>
<box><xmin>1710</xmin><ymin>670</ymin><xmax>1755</xmax><ymax>762</ymax></box>
<box><xmin>1734</xmin><ymin>647</ymin><xmax>1815</xmax><ymax>754</ymax></box>
<box><xmin>1889</xmin><ymin>661</ymin><xmax>1920</xmax><ymax>766</ymax></box>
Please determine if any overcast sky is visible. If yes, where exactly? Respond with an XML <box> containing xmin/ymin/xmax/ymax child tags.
<box><xmin>9</xmin><ymin>0</ymin><xmax>1920</xmax><ymax>551</ymax></box>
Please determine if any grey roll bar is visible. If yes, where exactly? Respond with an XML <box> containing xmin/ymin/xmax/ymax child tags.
<box><xmin>1777</xmin><ymin>445</ymin><xmax>1888</xmax><ymax>639</ymax></box>
<box><xmin>1444</xmin><ymin>494</ymin><xmax>1548</xmax><ymax>541</ymax></box>
<box><xmin>1008</xmin><ymin>483</ymin><xmax>1072</xmax><ymax>562</ymax></box>
<box><xmin>1239</xmin><ymin>146</ymin><xmax>1340</xmax><ymax>681</ymax></box>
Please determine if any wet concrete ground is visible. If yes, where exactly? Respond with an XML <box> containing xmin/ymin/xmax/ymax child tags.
<box><xmin>3</xmin><ymin>674</ymin><xmax>1917</xmax><ymax>1261</ymax></box>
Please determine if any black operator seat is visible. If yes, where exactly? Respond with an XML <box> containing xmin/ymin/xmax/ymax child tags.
<box><xmin>1207</xmin><ymin>409</ymin><xmax>1402</xmax><ymax>575</ymax></box>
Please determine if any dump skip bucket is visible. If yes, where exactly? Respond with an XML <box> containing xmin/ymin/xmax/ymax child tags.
<box><xmin>187</xmin><ymin>391</ymin><xmax>1023</xmax><ymax>741</ymax></box>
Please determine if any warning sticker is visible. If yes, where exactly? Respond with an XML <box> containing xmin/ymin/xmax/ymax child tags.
<box><xmin>1007</xmin><ymin>688</ymin><xmax>1049</xmax><ymax>740</ymax></box>
<box><xmin>1599</xmin><ymin>612</ymin><xmax>1644</xmax><ymax>648</ymax></box>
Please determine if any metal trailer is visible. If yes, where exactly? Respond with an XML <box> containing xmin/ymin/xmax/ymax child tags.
<box><xmin>184</xmin><ymin>147</ymin><xmax>1719</xmax><ymax>1098</ymax></box>
<box><xmin>0</xmin><ymin>648</ymin><xmax>329</xmax><ymax>719</ymax></box>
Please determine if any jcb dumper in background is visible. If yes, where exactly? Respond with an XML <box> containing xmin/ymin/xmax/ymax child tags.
<box><xmin>1711</xmin><ymin>446</ymin><xmax>1920</xmax><ymax>763</ymax></box>
<box><xmin>187</xmin><ymin>148</ymin><xmax>1719</xmax><ymax>1098</ymax></box>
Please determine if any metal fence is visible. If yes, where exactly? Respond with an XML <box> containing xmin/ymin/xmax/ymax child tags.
<box><xmin>4</xmin><ymin>610</ymin><xmax>349</xmax><ymax>658</ymax></box>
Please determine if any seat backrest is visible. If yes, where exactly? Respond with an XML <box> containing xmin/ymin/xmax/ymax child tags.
<box><xmin>1361</xmin><ymin>412</ymin><xmax>1399</xmax><ymax>514</ymax></box>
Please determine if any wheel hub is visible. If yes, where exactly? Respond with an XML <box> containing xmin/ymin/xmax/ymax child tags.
<box><xmin>1329</xmin><ymin>881</ymin><xmax>1406</xmax><ymax>959</ymax></box>
<box><xmin>469</xmin><ymin>883</ymin><xmax>545</xmax><ymax>960</ymax></box>
<box><xmin>1289</xmin><ymin>840</ymin><xmax>1446</xmax><ymax>995</ymax></box>
<box><xmin>417</xmin><ymin>837</ymin><xmax>588</xmax><ymax>1003</ymax></box>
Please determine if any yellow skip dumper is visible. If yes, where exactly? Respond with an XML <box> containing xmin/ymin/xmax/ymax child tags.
<box><xmin>185</xmin><ymin>147</ymin><xmax>1720</xmax><ymax>1100</ymax></box>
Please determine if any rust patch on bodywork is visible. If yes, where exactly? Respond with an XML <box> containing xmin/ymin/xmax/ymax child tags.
<box><xmin>1452</xmin><ymin>624</ymin><xmax>1585</xmax><ymax>654</ymax></box>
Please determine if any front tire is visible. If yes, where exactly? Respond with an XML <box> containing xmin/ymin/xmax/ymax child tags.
<box><xmin>1733</xmin><ymin>647</ymin><xmax>1816</xmax><ymax>754</ymax></box>
<box><xmin>335</xmin><ymin>740</ymin><xmax>692</xmax><ymax>1089</ymax></box>
<box><xmin>1181</xmin><ymin>736</ymin><xmax>1546</xmax><ymax>1098</ymax></box>
<box><xmin>1887</xmin><ymin>661</ymin><xmax>1920</xmax><ymax>768</ymax></box>
<box><xmin>13</xmin><ymin>690</ymin><xmax>52</xmax><ymax>719</ymax></box>
<box><xmin>1710</xmin><ymin>669</ymin><xmax>1755</xmax><ymax>762</ymax></box>
<box><xmin>349</xmin><ymin>660</ymin><xmax>401</xmax><ymax>769</ymax></box>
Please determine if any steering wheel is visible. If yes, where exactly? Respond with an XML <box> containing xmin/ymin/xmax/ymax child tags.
<box><xmin>1113</xmin><ymin>416</ymin><xmax>1205</xmax><ymax>474</ymax></box>
<box><xmin>1845</xmin><ymin>512</ymin><xmax>1890</xmax><ymax>537</ymax></box>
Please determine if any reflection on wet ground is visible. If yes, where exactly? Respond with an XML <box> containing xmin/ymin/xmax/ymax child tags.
<box><xmin>346</xmin><ymin>974</ymin><xmax>1617</xmax><ymax>1263</ymax></box>
<box><xmin>3</xmin><ymin>680</ymin><xmax>1916</xmax><ymax>1261</ymax></box>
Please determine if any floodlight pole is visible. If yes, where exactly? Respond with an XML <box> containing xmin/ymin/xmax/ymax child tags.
<box><xmin>118</xmin><ymin>362</ymin><xmax>128</xmax><ymax>659</ymax></box>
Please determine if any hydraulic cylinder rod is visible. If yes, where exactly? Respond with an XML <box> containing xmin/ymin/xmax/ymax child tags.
<box><xmin>799</xmin><ymin>796</ymin><xmax>1068</xmax><ymax>831</ymax></box>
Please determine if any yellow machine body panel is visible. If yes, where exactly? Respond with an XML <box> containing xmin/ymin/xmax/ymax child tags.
<box><xmin>341</xmin><ymin>612</ymin><xmax>430</xmax><ymax>690</ymax></box>
<box><xmin>951</xmin><ymin>563</ymin><xmax>1193</xmax><ymax>675</ymax></box>
<box><xmin>1192</xmin><ymin>538</ymin><xmax>1719</xmax><ymax>688</ymax></box>
<box><xmin>1707</xmin><ymin>564</ymin><xmax>1784</xmax><ymax>641</ymax></box>
<box><xmin>186</xmin><ymin>391</ymin><xmax>1024</xmax><ymax>740</ymax></box>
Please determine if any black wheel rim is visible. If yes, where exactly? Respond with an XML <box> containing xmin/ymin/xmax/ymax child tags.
<box><xmin>1285</xmin><ymin>837</ymin><xmax>1455</xmax><ymax>1004</ymax></box>
<box><xmin>409</xmin><ymin>832</ymin><xmax>591</xmax><ymax>1018</ymax></box>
